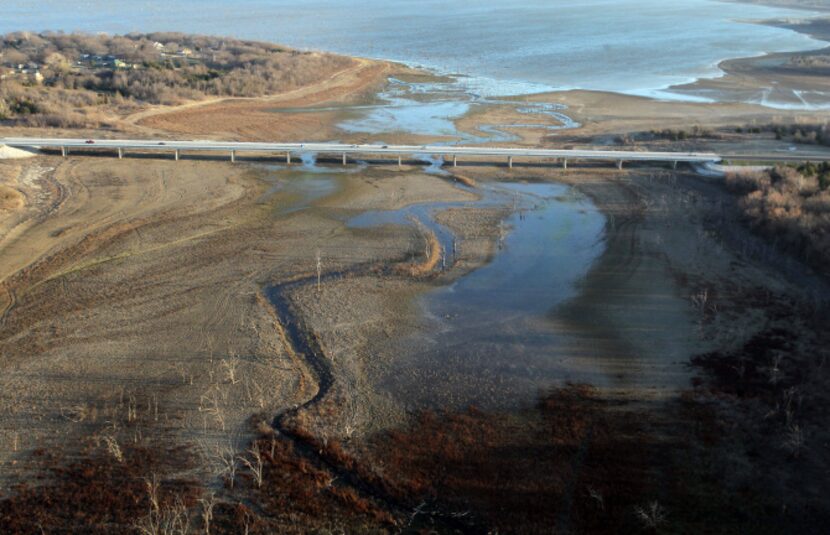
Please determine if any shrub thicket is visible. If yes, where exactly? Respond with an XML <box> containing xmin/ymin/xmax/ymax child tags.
<box><xmin>0</xmin><ymin>31</ymin><xmax>351</xmax><ymax>128</ymax></box>
<box><xmin>649</xmin><ymin>125</ymin><xmax>716</xmax><ymax>142</ymax></box>
<box><xmin>726</xmin><ymin>166</ymin><xmax>830</xmax><ymax>271</ymax></box>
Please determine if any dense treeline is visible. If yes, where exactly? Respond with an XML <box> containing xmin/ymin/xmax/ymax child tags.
<box><xmin>772</xmin><ymin>124</ymin><xmax>830</xmax><ymax>147</ymax></box>
<box><xmin>726</xmin><ymin>165</ymin><xmax>830</xmax><ymax>271</ymax></box>
<box><xmin>734</xmin><ymin>123</ymin><xmax>830</xmax><ymax>148</ymax></box>
<box><xmin>0</xmin><ymin>32</ymin><xmax>350</xmax><ymax>128</ymax></box>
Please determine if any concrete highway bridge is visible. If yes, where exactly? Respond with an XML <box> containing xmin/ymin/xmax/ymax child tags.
<box><xmin>1</xmin><ymin>137</ymin><xmax>723</xmax><ymax>169</ymax></box>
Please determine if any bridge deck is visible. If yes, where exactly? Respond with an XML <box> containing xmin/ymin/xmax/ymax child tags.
<box><xmin>1</xmin><ymin>137</ymin><xmax>722</xmax><ymax>164</ymax></box>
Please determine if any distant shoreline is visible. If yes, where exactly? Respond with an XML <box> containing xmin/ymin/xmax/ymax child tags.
<box><xmin>2</xmin><ymin>0</ymin><xmax>827</xmax><ymax>110</ymax></box>
<box><xmin>358</xmin><ymin>3</ymin><xmax>830</xmax><ymax>110</ymax></box>
<box><xmin>664</xmin><ymin>10</ymin><xmax>830</xmax><ymax>109</ymax></box>
<box><xmin>3</xmin><ymin>0</ymin><xmax>830</xmax><ymax>143</ymax></box>
<box><xmin>724</xmin><ymin>0</ymin><xmax>830</xmax><ymax>13</ymax></box>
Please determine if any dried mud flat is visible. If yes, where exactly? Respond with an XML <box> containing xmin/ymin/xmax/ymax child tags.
<box><xmin>0</xmin><ymin>150</ymin><xmax>829</xmax><ymax>532</ymax></box>
<box><xmin>127</xmin><ymin>58</ymin><xmax>404</xmax><ymax>142</ymax></box>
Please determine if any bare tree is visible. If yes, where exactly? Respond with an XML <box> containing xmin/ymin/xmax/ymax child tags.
<box><xmin>783</xmin><ymin>424</ymin><xmax>805</xmax><ymax>458</ymax></box>
<box><xmin>199</xmin><ymin>493</ymin><xmax>216</xmax><ymax>535</ymax></box>
<box><xmin>238</xmin><ymin>447</ymin><xmax>264</xmax><ymax>488</ymax></box>
<box><xmin>201</xmin><ymin>440</ymin><xmax>239</xmax><ymax>489</ymax></box>
<box><xmin>316</xmin><ymin>249</ymin><xmax>323</xmax><ymax>292</ymax></box>
<box><xmin>134</xmin><ymin>474</ymin><xmax>191</xmax><ymax>535</ymax></box>
<box><xmin>102</xmin><ymin>435</ymin><xmax>124</xmax><ymax>463</ymax></box>
<box><xmin>221</xmin><ymin>354</ymin><xmax>241</xmax><ymax>385</ymax></box>
<box><xmin>635</xmin><ymin>501</ymin><xmax>666</xmax><ymax>530</ymax></box>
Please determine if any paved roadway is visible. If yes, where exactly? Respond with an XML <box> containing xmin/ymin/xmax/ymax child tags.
<box><xmin>719</xmin><ymin>153</ymin><xmax>830</xmax><ymax>163</ymax></box>
<box><xmin>0</xmin><ymin>137</ymin><xmax>723</xmax><ymax>166</ymax></box>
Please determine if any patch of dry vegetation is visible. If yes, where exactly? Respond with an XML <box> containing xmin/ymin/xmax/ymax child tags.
<box><xmin>227</xmin><ymin>422</ymin><xmax>397</xmax><ymax>533</ymax></box>
<box><xmin>726</xmin><ymin>165</ymin><xmax>830</xmax><ymax>273</ymax></box>
<box><xmin>277</xmin><ymin>386</ymin><xmax>660</xmax><ymax>532</ymax></box>
<box><xmin>0</xmin><ymin>440</ymin><xmax>200</xmax><ymax>533</ymax></box>
<box><xmin>0</xmin><ymin>184</ymin><xmax>23</xmax><ymax>210</ymax></box>
<box><xmin>0</xmin><ymin>31</ymin><xmax>351</xmax><ymax>128</ymax></box>
<box><xmin>395</xmin><ymin>227</ymin><xmax>442</xmax><ymax>277</ymax></box>
<box><xmin>333</xmin><ymin>385</ymin><xmax>655</xmax><ymax>533</ymax></box>
<box><xmin>449</xmin><ymin>172</ymin><xmax>477</xmax><ymax>188</ymax></box>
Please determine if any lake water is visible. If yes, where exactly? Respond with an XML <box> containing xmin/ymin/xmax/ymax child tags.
<box><xmin>371</xmin><ymin>182</ymin><xmax>611</xmax><ymax>410</ymax></box>
<box><xmin>2</xmin><ymin>0</ymin><xmax>824</xmax><ymax>101</ymax></box>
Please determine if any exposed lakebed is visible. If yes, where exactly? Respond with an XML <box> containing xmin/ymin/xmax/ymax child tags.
<box><xmin>262</xmin><ymin>158</ymin><xmax>621</xmax><ymax>410</ymax></box>
<box><xmin>270</xmin><ymin>77</ymin><xmax>579</xmax><ymax>143</ymax></box>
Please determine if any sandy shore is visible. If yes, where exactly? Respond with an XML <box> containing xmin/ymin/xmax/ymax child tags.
<box><xmin>670</xmin><ymin>9</ymin><xmax>830</xmax><ymax>107</ymax></box>
<box><xmin>468</xmin><ymin>7</ymin><xmax>830</xmax><ymax>143</ymax></box>
<box><xmin>728</xmin><ymin>0</ymin><xmax>830</xmax><ymax>12</ymax></box>
<box><xmin>518</xmin><ymin>88</ymin><xmax>830</xmax><ymax>140</ymax></box>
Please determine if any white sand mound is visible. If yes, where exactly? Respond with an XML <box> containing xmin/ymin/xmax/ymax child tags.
<box><xmin>0</xmin><ymin>144</ymin><xmax>38</xmax><ymax>159</ymax></box>
<box><xmin>696</xmin><ymin>161</ymin><xmax>771</xmax><ymax>178</ymax></box>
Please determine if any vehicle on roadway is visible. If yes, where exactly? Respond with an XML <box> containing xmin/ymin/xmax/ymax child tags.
<box><xmin>85</xmin><ymin>139</ymin><xmax>95</xmax><ymax>144</ymax></box>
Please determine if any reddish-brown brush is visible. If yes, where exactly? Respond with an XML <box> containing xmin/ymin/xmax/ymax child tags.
<box><xmin>0</xmin><ymin>443</ymin><xmax>199</xmax><ymax>534</ymax></box>
<box><xmin>292</xmin><ymin>385</ymin><xmax>658</xmax><ymax>533</ymax></box>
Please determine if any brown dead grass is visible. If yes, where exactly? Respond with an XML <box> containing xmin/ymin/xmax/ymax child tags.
<box><xmin>395</xmin><ymin>229</ymin><xmax>442</xmax><ymax>277</ymax></box>
<box><xmin>358</xmin><ymin>385</ymin><xmax>654</xmax><ymax>533</ymax></box>
<box><xmin>0</xmin><ymin>185</ymin><xmax>23</xmax><ymax>210</ymax></box>
<box><xmin>278</xmin><ymin>385</ymin><xmax>656</xmax><ymax>533</ymax></box>
<box><xmin>213</xmin><ymin>420</ymin><xmax>396</xmax><ymax>534</ymax></box>
<box><xmin>450</xmin><ymin>172</ymin><xmax>477</xmax><ymax>188</ymax></box>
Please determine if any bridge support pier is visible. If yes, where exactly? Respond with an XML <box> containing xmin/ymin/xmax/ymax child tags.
<box><xmin>9</xmin><ymin>140</ymin><xmax>720</xmax><ymax>172</ymax></box>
